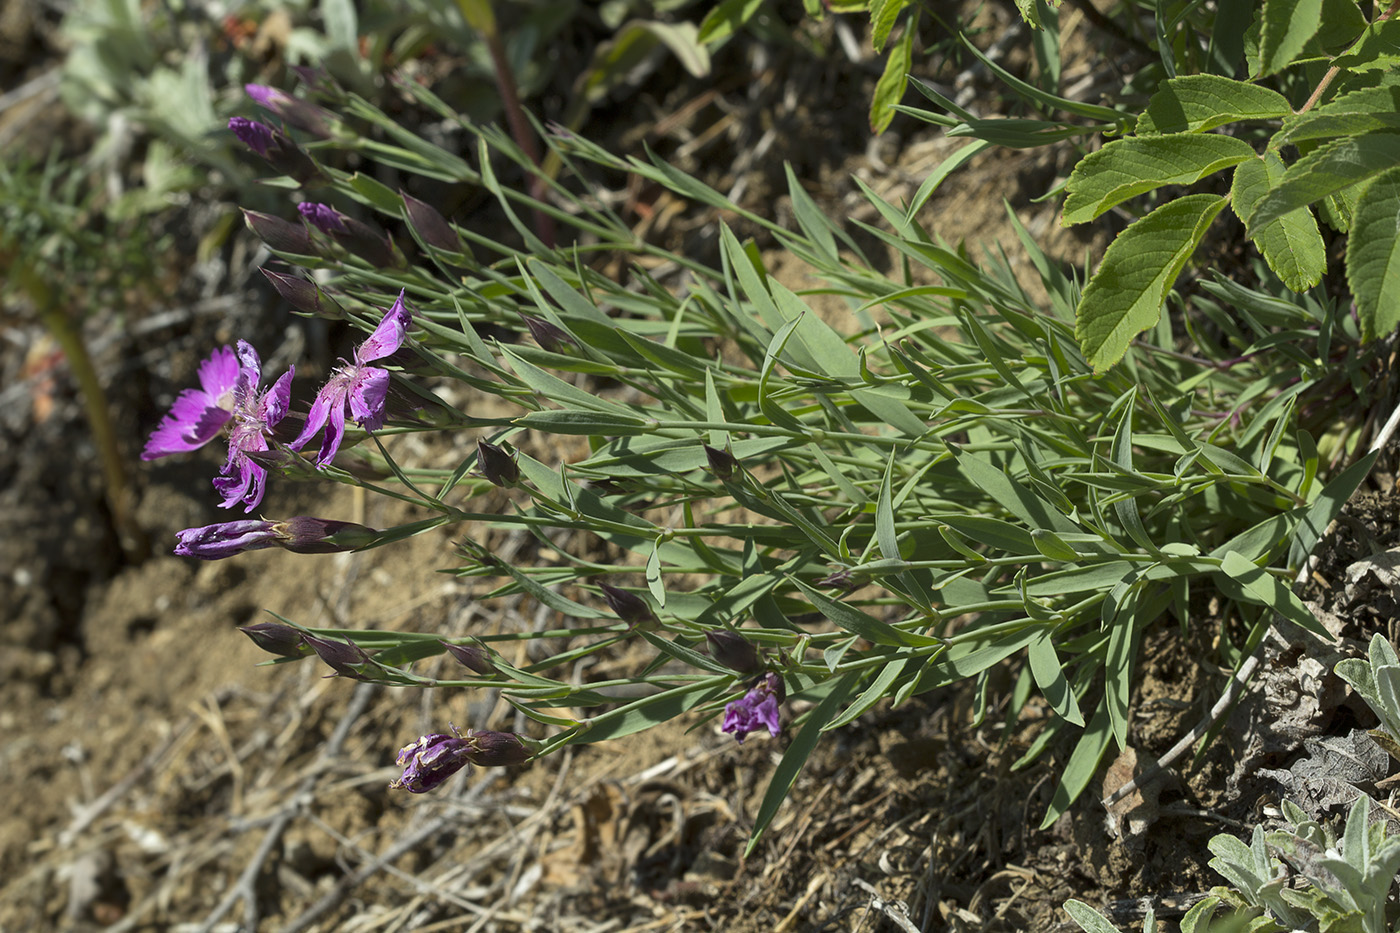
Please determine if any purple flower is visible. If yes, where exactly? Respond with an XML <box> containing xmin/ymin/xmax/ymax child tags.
<box><xmin>291</xmin><ymin>291</ymin><xmax>412</xmax><ymax>467</ymax></box>
<box><xmin>142</xmin><ymin>345</ymin><xmax>241</xmax><ymax>460</ymax></box>
<box><xmin>213</xmin><ymin>340</ymin><xmax>294</xmax><ymax>511</ymax></box>
<box><xmin>722</xmin><ymin>672</ymin><xmax>785</xmax><ymax>744</ymax></box>
<box><xmin>298</xmin><ymin>201</ymin><xmax>348</xmax><ymax>235</ymax></box>
<box><xmin>390</xmin><ymin>726</ymin><xmax>536</xmax><ymax>793</ymax></box>
<box><xmin>175</xmin><ymin>519</ymin><xmax>280</xmax><ymax>559</ymax></box>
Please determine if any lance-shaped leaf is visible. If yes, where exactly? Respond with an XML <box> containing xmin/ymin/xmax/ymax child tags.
<box><xmin>1346</xmin><ymin>166</ymin><xmax>1400</xmax><ymax>341</ymax></box>
<box><xmin>1245</xmin><ymin>131</ymin><xmax>1400</xmax><ymax>230</ymax></box>
<box><xmin>1135</xmin><ymin>75</ymin><xmax>1291</xmax><ymax>135</ymax></box>
<box><xmin>1232</xmin><ymin>153</ymin><xmax>1325</xmax><ymax>292</ymax></box>
<box><xmin>1076</xmin><ymin>194</ymin><xmax>1227</xmax><ymax>372</ymax></box>
<box><xmin>1062</xmin><ymin>134</ymin><xmax>1253</xmax><ymax>225</ymax></box>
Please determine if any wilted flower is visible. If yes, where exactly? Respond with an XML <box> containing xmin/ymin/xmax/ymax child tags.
<box><xmin>239</xmin><ymin>621</ymin><xmax>311</xmax><ymax>658</ymax></box>
<box><xmin>390</xmin><ymin>726</ymin><xmax>536</xmax><ymax>793</ymax></box>
<box><xmin>228</xmin><ymin>117</ymin><xmax>319</xmax><ymax>182</ymax></box>
<box><xmin>244</xmin><ymin>83</ymin><xmax>333</xmax><ymax>137</ymax></box>
<box><xmin>722</xmin><ymin>672</ymin><xmax>785</xmax><ymax>744</ymax></box>
<box><xmin>292</xmin><ymin>290</ymin><xmax>412</xmax><ymax>467</ymax></box>
<box><xmin>142</xmin><ymin>345</ymin><xmax>240</xmax><ymax>460</ymax></box>
<box><xmin>212</xmin><ymin>341</ymin><xmax>293</xmax><ymax>512</ymax></box>
<box><xmin>175</xmin><ymin>519</ymin><xmax>280</xmax><ymax>559</ymax></box>
<box><xmin>705</xmin><ymin>630</ymin><xmax>762</xmax><ymax>673</ymax></box>
<box><xmin>598</xmin><ymin>582</ymin><xmax>658</xmax><ymax>629</ymax></box>
<box><xmin>298</xmin><ymin>202</ymin><xmax>399</xmax><ymax>268</ymax></box>
<box><xmin>476</xmin><ymin>439</ymin><xmax>519</xmax><ymax>486</ymax></box>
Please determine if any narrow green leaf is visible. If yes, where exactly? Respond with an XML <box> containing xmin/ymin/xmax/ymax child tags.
<box><xmin>575</xmin><ymin>681</ymin><xmax>726</xmax><ymax>744</ymax></box>
<box><xmin>1231</xmin><ymin>153</ymin><xmax>1325</xmax><ymax>292</ymax></box>
<box><xmin>1218</xmin><ymin>551</ymin><xmax>1331</xmax><ymax>639</ymax></box>
<box><xmin>791</xmin><ymin>577</ymin><xmax>941</xmax><ymax>648</ymax></box>
<box><xmin>1062</xmin><ymin>134</ymin><xmax>1254</xmax><ymax>225</ymax></box>
<box><xmin>1289</xmin><ymin>452</ymin><xmax>1376</xmax><ymax>568</ymax></box>
<box><xmin>1258</xmin><ymin>0</ymin><xmax>1322</xmax><ymax>76</ymax></box>
<box><xmin>1246</xmin><ymin>132</ymin><xmax>1400</xmax><ymax>230</ymax></box>
<box><xmin>1039</xmin><ymin>698</ymin><xmax>1113</xmax><ymax>829</ymax></box>
<box><xmin>1076</xmin><ymin>194</ymin><xmax>1227</xmax><ymax>372</ymax></box>
<box><xmin>514</xmin><ymin>410</ymin><xmax>654</xmax><ymax>435</ymax></box>
<box><xmin>1346</xmin><ymin>166</ymin><xmax>1400</xmax><ymax>341</ymax></box>
<box><xmin>747</xmin><ymin>672</ymin><xmax>858</xmax><ymax>855</ymax></box>
<box><xmin>825</xmin><ymin>654</ymin><xmax>920</xmax><ymax>730</ymax></box>
<box><xmin>871</xmin><ymin>11</ymin><xmax>915</xmax><ymax>133</ymax></box>
<box><xmin>1028</xmin><ymin>629</ymin><xmax>1085</xmax><ymax>725</ymax></box>
<box><xmin>1135</xmin><ymin>75</ymin><xmax>1291</xmax><ymax>135</ymax></box>
<box><xmin>697</xmin><ymin>0</ymin><xmax>765</xmax><ymax>44</ymax></box>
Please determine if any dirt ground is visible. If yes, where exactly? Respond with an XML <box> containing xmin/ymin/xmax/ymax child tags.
<box><xmin>3</xmin><ymin>4</ymin><xmax>1398</xmax><ymax>933</ymax></box>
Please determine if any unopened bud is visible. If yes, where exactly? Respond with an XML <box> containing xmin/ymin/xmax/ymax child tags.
<box><xmin>704</xmin><ymin>444</ymin><xmax>738</xmax><ymax>481</ymax></box>
<box><xmin>239</xmin><ymin>621</ymin><xmax>311</xmax><ymax>658</ymax></box>
<box><xmin>440</xmin><ymin>641</ymin><xmax>496</xmax><ymax>675</ymax></box>
<box><xmin>244</xmin><ymin>83</ymin><xmax>334</xmax><ymax>138</ymax></box>
<box><xmin>463</xmin><ymin>730</ymin><xmax>535</xmax><ymax>767</ymax></box>
<box><xmin>298</xmin><ymin>202</ymin><xmax>401</xmax><ymax>268</ymax></box>
<box><xmin>261</xmin><ymin>268</ymin><xmax>344</xmax><ymax>318</ymax></box>
<box><xmin>228</xmin><ymin>117</ymin><xmax>320</xmax><ymax>183</ymax></box>
<box><xmin>276</xmin><ymin>517</ymin><xmax>379</xmax><ymax>554</ymax></box>
<box><xmin>243</xmin><ymin>209</ymin><xmax>314</xmax><ymax>255</ymax></box>
<box><xmin>476</xmin><ymin>439</ymin><xmax>520</xmax><ymax>487</ymax></box>
<box><xmin>521</xmin><ymin>314</ymin><xmax>576</xmax><ymax>354</ymax></box>
<box><xmin>598</xmin><ymin>582</ymin><xmax>658</xmax><ymax>629</ymax></box>
<box><xmin>705</xmin><ymin>630</ymin><xmax>762</xmax><ymax>673</ymax></box>
<box><xmin>401</xmin><ymin>190</ymin><xmax>463</xmax><ymax>254</ymax></box>
<box><xmin>301</xmin><ymin>633</ymin><xmax>377</xmax><ymax>679</ymax></box>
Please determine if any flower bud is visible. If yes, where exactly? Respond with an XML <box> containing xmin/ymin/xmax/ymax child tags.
<box><xmin>476</xmin><ymin>439</ymin><xmax>520</xmax><ymax>487</ymax></box>
<box><xmin>703</xmin><ymin>444</ymin><xmax>738</xmax><ymax>481</ymax></box>
<box><xmin>175</xmin><ymin>520</ymin><xmax>280</xmax><ymax>560</ymax></box>
<box><xmin>239</xmin><ymin>621</ymin><xmax>311</xmax><ymax>658</ymax></box>
<box><xmin>298</xmin><ymin>202</ymin><xmax>401</xmax><ymax>269</ymax></box>
<box><xmin>244</xmin><ymin>83</ymin><xmax>334</xmax><ymax>138</ymax></box>
<box><xmin>229</xmin><ymin>117</ymin><xmax>320</xmax><ymax>183</ymax></box>
<box><xmin>243</xmin><ymin>209</ymin><xmax>314</xmax><ymax>255</ymax></box>
<box><xmin>521</xmin><ymin>314</ymin><xmax>576</xmax><ymax>354</ymax></box>
<box><xmin>301</xmin><ymin>633</ymin><xmax>377</xmax><ymax>679</ymax></box>
<box><xmin>463</xmin><ymin>730</ymin><xmax>534</xmax><ymax>767</ymax></box>
<box><xmin>276</xmin><ymin>517</ymin><xmax>379</xmax><ymax>554</ymax></box>
<box><xmin>261</xmin><ymin>268</ymin><xmax>344</xmax><ymax>318</ymax></box>
<box><xmin>390</xmin><ymin>730</ymin><xmax>473</xmax><ymax>793</ymax></box>
<box><xmin>705</xmin><ymin>630</ymin><xmax>762</xmax><ymax>673</ymax></box>
<box><xmin>400</xmin><ymin>190</ymin><xmax>463</xmax><ymax>254</ymax></box>
<box><xmin>440</xmin><ymin>640</ymin><xmax>496</xmax><ymax>675</ymax></box>
<box><xmin>598</xmin><ymin>582</ymin><xmax>658</xmax><ymax>629</ymax></box>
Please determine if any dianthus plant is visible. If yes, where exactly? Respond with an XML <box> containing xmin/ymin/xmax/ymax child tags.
<box><xmin>152</xmin><ymin>68</ymin><xmax>1375</xmax><ymax>849</ymax></box>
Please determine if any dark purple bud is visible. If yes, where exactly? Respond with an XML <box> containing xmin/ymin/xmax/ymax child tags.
<box><xmin>598</xmin><ymin>582</ymin><xmax>658</xmax><ymax>629</ymax></box>
<box><xmin>243</xmin><ymin>209</ymin><xmax>314</xmax><ymax>255</ymax></box>
<box><xmin>290</xmin><ymin>65</ymin><xmax>341</xmax><ymax>99</ymax></box>
<box><xmin>277</xmin><ymin>517</ymin><xmax>379</xmax><ymax>554</ymax></box>
<box><xmin>175</xmin><ymin>519</ymin><xmax>280</xmax><ymax>560</ymax></box>
<box><xmin>389</xmin><ymin>729</ymin><xmax>474</xmax><ymax>793</ymax></box>
<box><xmin>239</xmin><ymin>621</ymin><xmax>311</xmax><ymax>658</ymax></box>
<box><xmin>476</xmin><ymin>439</ymin><xmax>519</xmax><ymax>487</ymax></box>
<box><xmin>704</xmin><ymin>444</ymin><xmax>738</xmax><ymax>481</ymax></box>
<box><xmin>521</xmin><ymin>314</ymin><xmax>576</xmax><ymax>354</ymax></box>
<box><xmin>261</xmin><ymin>268</ymin><xmax>344</xmax><ymax>318</ymax></box>
<box><xmin>705</xmin><ymin>630</ymin><xmax>762</xmax><ymax>673</ymax></box>
<box><xmin>463</xmin><ymin>730</ymin><xmax>535</xmax><ymax>767</ymax></box>
<box><xmin>229</xmin><ymin>117</ymin><xmax>320</xmax><ymax>182</ymax></box>
<box><xmin>298</xmin><ymin>203</ymin><xmax>400</xmax><ymax>268</ymax></box>
<box><xmin>440</xmin><ymin>641</ymin><xmax>496</xmax><ymax>675</ymax></box>
<box><xmin>818</xmin><ymin>568</ymin><xmax>863</xmax><ymax>590</ymax></box>
<box><xmin>722</xmin><ymin>672</ymin><xmax>785</xmax><ymax>744</ymax></box>
<box><xmin>244</xmin><ymin>83</ymin><xmax>333</xmax><ymax>137</ymax></box>
<box><xmin>297</xmin><ymin>201</ymin><xmax>348</xmax><ymax>234</ymax></box>
<box><xmin>400</xmin><ymin>190</ymin><xmax>462</xmax><ymax>253</ymax></box>
<box><xmin>301</xmin><ymin>633</ymin><xmax>377</xmax><ymax>679</ymax></box>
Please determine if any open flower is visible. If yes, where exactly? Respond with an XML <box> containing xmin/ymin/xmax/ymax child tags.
<box><xmin>292</xmin><ymin>291</ymin><xmax>411</xmax><ymax>467</ymax></box>
<box><xmin>722</xmin><ymin>672</ymin><xmax>785</xmax><ymax>744</ymax></box>
<box><xmin>142</xmin><ymin>345</ymin><xmax>241</xmax><ymax>460</ymax></box>
<box><xmin>213</xmin><ymin>341</ymin><xmax>294</xmax><ymax>511</ymax></box>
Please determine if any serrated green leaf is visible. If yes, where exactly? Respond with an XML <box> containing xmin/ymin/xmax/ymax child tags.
<box><xmin>1332</xmin><ymin>20</ymin><xmax>1400</xmax><ymax>72</ymax></box>
<box><xmin>1247</xmin><ymin>132</ymin><xmax>1400</xmax><ymax>230</ymax></box>
<box><xmin>870</xmin><ymin>0</ymin><xmax>908</xmax><ymax>52</ymax></box>
<box><xmin>1135</xmin><ymin>75</ymin><xmax>1291</xmax><ymax>135</ymax></box>
<box><xmin>1232</xmin><ymin>153</ymin><xmax>1325</xmax><ymax>292</ymax></box>
<box><xmin>871</xmin><ymin>10</ymin><xmax>915</xmax><ymax>133</ymax></box>
<box><xmin>1346</xmin><ymin>166</ymin><xmax>1400</xmax><ymax>341</ymax></box>
<box><xmin>1276</xmin><ymin>87</ymin><xmax>1400</xmax><ymax>145</ymax></box>
<box><xmin>1258</xmin><ymin>0</ymin><xmax>1322</xmax><ymax>76</ymax></box>
<box><xmin>1062</xmin><ymin>135</ymin><xmax>1253</xmax><ymax>225</ymax></box>
<box><xmin>1076</xmin><ymin>194</ymin><xmax>1228</xmax><ymax>372</ymax></box>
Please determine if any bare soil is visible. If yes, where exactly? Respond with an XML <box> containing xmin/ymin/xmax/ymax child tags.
<box><xmin>2</xmin><ymin>5</ymin><xmax>1396</xmax><ymax>933</ymax></box>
